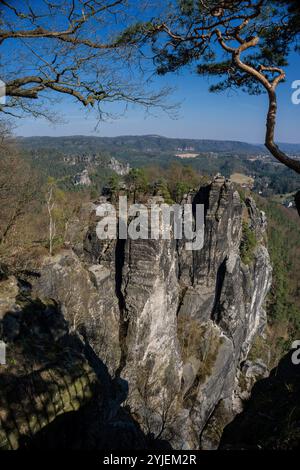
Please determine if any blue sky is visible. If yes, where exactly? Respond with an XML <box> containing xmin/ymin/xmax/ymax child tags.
<box><xmin>16</xmin><ymin>53</ymin><xmax>300</xmax><ymax>143</ymax></box>
<box><xmin>6</xmin><ymin>1</ymin><xmax>299</xmax><ymax>144</ymax></box>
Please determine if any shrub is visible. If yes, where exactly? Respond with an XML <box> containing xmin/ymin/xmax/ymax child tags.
<box><xmin>240</xmin><ymin>221</ymin><xmax>257</xmax><ymax>265</ymax></box>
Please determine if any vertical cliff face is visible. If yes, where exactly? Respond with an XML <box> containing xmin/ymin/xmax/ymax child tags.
<box><xmin>30</xmin><ymin>176</ymin><xmax>272</xmax><ymax>449</ymax></box>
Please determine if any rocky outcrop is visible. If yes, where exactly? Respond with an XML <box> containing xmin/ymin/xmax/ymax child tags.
<box><xmin>26</xmin><ymin>176</ymin><xmax>271</xmax><ymax>449</ymax></box>
<box><xmin>220</xmin><ymin>352</ymin><xmax>300</xmax><ymax>450</ymax></box>
<box><xmin>107</xmin><ymin>157</ymin><xmax>130</xmax><ymax>176</ymax></box>
<box><xmin>74</xmin><ymin>169</ymin><xmax>92</xmax><ymax>186</ymax></box>
<box><xmin>0</xmin><ymin>279</ymin><xmax>163</xmax><ymax>450</ymax></box>
<box><xmin>31</xmin><ymin>248</ymin><xmax>122</xmax><ymax>375</ymax></box>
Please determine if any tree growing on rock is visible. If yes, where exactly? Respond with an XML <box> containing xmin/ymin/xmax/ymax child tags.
<box><xmin>125</xmin><ymin>169</ymin><xmax>149</xmax><ymax>203</ymax></box>
<box><xmin>108</xmin><ymin>173</ymin><xmax>122</xmax><ymax>202</ymax></box>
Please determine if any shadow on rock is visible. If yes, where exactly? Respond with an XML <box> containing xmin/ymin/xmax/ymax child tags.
<box><xmin>219</xmin><ymin>352</ymin><xmax>300</xmax><ymax>450</ymax></box>
<box><xmin>0</xmin><ymin>278</ymin><xmax>171</xmax><ymax>450</ymax></box>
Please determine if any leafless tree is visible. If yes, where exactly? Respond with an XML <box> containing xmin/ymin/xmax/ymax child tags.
<box><xmin>0</xmin><ymin>118</ymin><xmax>14</xmax><ymax>145</ymax></box>
<box><xmin>0</xmin><ymin>147</ymin><xmax>39</xmax><ymax>247</ymax></box>
<box><xmin>0</xmin><ymin>0</ymin><xmax>171</xmax><ymax>122</ymax></box>
<box><xmin>126</xmin><ymin>362</ymin><xmax>182</xmax><ymax>445</ymax></box>
<box><xmin>46</xmin><ymin>181</ymin><xmax>56</xmax><ymax>256</ymax></box>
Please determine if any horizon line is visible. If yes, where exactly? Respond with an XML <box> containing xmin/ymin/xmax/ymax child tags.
<box><xmin>14</xmin><ymin>134</ymin><xmax>300</xmax><ymax>146</ymax></box>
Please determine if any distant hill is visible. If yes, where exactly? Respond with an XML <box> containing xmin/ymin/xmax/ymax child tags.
<box><xmin>275</xmin><ymin>143</ymin><xmax>300</xmax><ymax>154</ymax></box>
<box><xmin>15</xmin><ymin>135</ymin><xmax>265</xmax><ymax>155</ymax></box>
<box><xmin>15</xmin><ymin>135</ymin><xmax>300</xmax><ymax>156</ymax></box>
<box><xmin>15</xmin><ymin>135</ymin><xmax>300</xmax><ymax>197</ymax></box>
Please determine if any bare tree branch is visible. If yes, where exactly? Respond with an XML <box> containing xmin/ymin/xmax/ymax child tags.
<box><xmin>0</xmin><ymin>0</ymin><xmax>173</xmax><ymax>121</ymax></box>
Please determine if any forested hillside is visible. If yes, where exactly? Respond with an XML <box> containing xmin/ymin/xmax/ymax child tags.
<box><xmin>16</xmin><ymin>136</ymin><xmax>300</xmax><ymax>196</ymax></box>
<box><xmin>258</xmin><ymin>199</ymin><xmax>300</xmax><ymax>365</ymax></box>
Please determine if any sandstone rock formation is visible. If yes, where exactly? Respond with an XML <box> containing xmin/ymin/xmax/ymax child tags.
<box><xmin>107</xmin><ymin>157</ymin><xmax>130</xmax><ymax>176</ymax></box>
<box><xmin>21</xmin><ymin>177</ymin><xmax>271</xmax><ymax>449</ymax></box>
<box><xmin>74</xmin><ymin>169</ymin><xmax>92</xmax><ymax>186</ymax></box>
<box><xmin>20</xmin><ymin>176</ymin><xmax>271</xmax><ymax>449</ymax></box>
<box><xmin>0</xmin><ymin>280</ymin><xmax>153</xmax><ymax>450</ymax></box>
